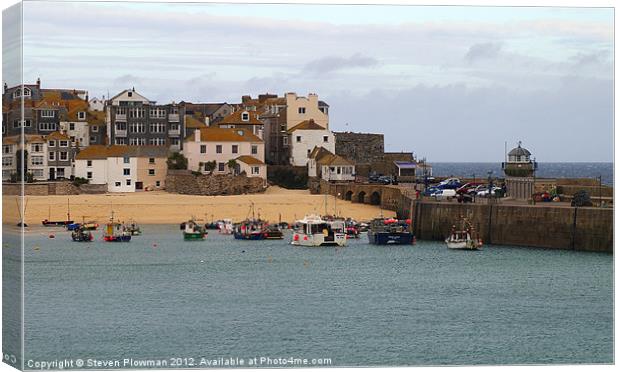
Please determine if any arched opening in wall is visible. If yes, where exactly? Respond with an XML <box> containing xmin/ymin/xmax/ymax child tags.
<box><xmin>370</xmin><ymin>191</ymin><xmax>381</xmax><ymax>205</ymax></box>
<box><xmin>345</xmin><ymin>191</ymin><xmax>353</xmax><ymax>201</ymax></box>
<box><xmin>357</xmin><ymin>191</ymin><xmax>366</xmax><ymax>203</ymax></box>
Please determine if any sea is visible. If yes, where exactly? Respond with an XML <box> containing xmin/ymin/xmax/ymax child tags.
<box><xmin>2</xmin><ymin>224</ymin><xmax>613</xmax><ymax>368</ymax></box>
<box><xmin>429</xmin><ymin>162</ymin><xmax>614</xmax><ymax>186</ymax></box>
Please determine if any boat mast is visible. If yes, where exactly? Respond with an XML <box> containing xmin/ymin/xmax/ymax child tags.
<box><xmin>67</xmin><ymin>198</ymin><xmax>71</xmax><ymax>221</ymax></box>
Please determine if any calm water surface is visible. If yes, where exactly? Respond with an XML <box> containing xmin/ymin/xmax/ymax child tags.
<box><xmin>5</xmin><ymin>224</ymin><xmax>614</xmax><ymax>367</ymax></box>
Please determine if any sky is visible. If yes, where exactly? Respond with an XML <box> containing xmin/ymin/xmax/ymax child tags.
<box><xmin>3</xmin><ymin>0</ymin><xmax>615</xmax><ymax>161</ymax></box>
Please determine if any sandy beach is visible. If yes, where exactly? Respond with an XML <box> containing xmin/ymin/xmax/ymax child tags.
<box><xmin>2</xmin><ymin>186</ymin><xmax>393</xmax><ymax>226</ymax></box>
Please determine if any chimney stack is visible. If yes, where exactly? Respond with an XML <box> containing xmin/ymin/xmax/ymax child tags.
<box><xmin>36</xmin><ymin>77</ymin><xmax>40</xmax><ymax>88</ymax></box>
<box><xmin>194</xmin><ymin>129</ymin><xmax>201</xmax><ymax>142</ymax></box>
<box><xmin>205</xmin><ymin>116</ymin><xmax>210</xmax><ymax>127</ymax></box>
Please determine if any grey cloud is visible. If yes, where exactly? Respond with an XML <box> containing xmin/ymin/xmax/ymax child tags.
<box><xmin>303</xmin><ymin>53</ymin><xmax>379</xmax><ymax>75</ymax></box>
<box><xmin>464</xmin><ymin>42</ymin><xmax>502</xmax><ymax>63</ymax></box>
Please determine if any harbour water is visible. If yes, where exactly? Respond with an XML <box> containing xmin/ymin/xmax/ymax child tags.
<box><xmin>4</xmin><ymin>224</ymin><xmax>614</xmax><ymax>367</ymax></box>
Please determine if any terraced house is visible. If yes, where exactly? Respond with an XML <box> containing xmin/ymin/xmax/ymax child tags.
<box><xmin>183</xmin><ymin>127</ymin><xmax>266</xmax><ymax>179</ymax></box>
<box><xmin>106</xmin><ymin>88</ymin><xmax>185</xmax><ymax>151</ymax></box>
<box><xmin>74</xmin><ymin>145</ymin><xmax>168</xmax><ymax>192</ymax></box>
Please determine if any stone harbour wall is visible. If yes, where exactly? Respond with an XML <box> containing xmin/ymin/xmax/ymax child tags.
<box><xmin>165</xmin><ymin>171</ymin><xmax>267</xmax><ymax>195</ymax></box>
<box><xmin>2</xmin><ymin>181</ymin><xmax>83</xmax><ymax>196</ymax></box>
<box><xmin>334</xmin><ymin>132</ymin><xmax>384</xmax><ymax>164</ymax></box>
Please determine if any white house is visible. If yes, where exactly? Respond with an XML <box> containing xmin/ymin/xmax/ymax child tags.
<box><xmin>74</xmin><ymin>145</ymin><xmax>168</xmax><ymax>192</ymax></box>
<box><xmin>183</xmin><ymin>127</ymin><xmax>266</xmax><ymax>179</ymax></box>
<box><xmin>287</xmin><ymin>119</ymin><xmax>335</xmax><ymax>167</ymax></box>
<box><xmin>308</xmin><ymin>146</ymin><xmax>355</xmax><ymax>182</ymax></box>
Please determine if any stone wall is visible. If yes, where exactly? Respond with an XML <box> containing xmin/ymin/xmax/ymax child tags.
<box><xmin>334</xmin><ymin>132</ymin><xmax>384</xmax><ymax>164</ymax></box>
<box><xmin>165</xmin><ymin>171</ymin><xmax>267</xmax><ymax>195</ymax></box>
<box><xmin>2</xmin><ymin>181</ymin><xmax>83</xmax><ymax>196</ymax></box>
<box><xmin>315</xmin><ymin>180</ymin><xmax>613</xmax><ymax>253</ymax></box>
<box><xmin>407</xmin><ymin>200</ymin><xmax>612</xmax><ymax>253</ymax></box>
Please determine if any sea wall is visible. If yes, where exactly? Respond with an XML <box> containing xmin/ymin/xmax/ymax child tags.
<box><xmin>406</xmin><ymin>200</ymin><xmax>612</xmax><ymax>253</ymax></box>
<box><xmin>2</xmin><ymin>181</ymin><xmax>83</xmax><ymax>196</ymax></box>
<box><xmin>317</xmin><ymin>180</ymin><xmax>612</xmax><ymax>253</ymax></box>
<box><xmin>165</xmin><ymin>171</ymin><xmax>266</xmax><ymax>195</ymax></box>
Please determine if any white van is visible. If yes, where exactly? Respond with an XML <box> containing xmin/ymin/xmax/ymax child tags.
<box><xmin>433</xmin><ymin>189</ymin><xmax>457</xmax><ymax>200</ymax></box>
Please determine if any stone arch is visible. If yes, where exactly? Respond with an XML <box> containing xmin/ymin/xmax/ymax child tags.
<box><xmin>357</xmin><ymin>191</ymin><xmax>366</xmax><ymax>203</ymax></box>
<box><xmin>370</xmin><ymin>191</ymin><xmax>381</xmax><ymax>205</ymax></box>
<box><xmin>345</xmin><ymin>190</ymin><xmax>353</xmax><ymax>201</ymax></box>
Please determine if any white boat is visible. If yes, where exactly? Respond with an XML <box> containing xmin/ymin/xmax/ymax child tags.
<box><xmin>445</xmin><ymin>219</ymin><xmax>483</xmax><ymax>250</ymax></box>
<box><xmin>291</xmin><ymin>214</ymin><xmax>347</xmax><ymax>247</ymax></box>
<box><xmin>218</xmin><ymin>218</ymin><xmax>234</xmax><ymax>235</ymax></box>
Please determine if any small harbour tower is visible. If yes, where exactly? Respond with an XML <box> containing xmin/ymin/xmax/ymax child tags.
<box><xmin>502</xmin><ymin>141</ymin><xmax>538</xmax><ymax>200</ymax></box>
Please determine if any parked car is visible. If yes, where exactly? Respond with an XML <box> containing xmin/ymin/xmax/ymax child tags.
<box><xmin>468</xmin><ymin>185</ymin><xmax>488</xmax><ymax>196</ymax></box>
<box><xmin>433</xmin><ymin>189</ymin><xmax>457</xmax><ymax>200</ymax></box>
<box><xmin>437</xmin><ymin>178</ymin><xmax>462</xmax><ymax>190</ymax></box>
<box><xmin>477</xmin><ymin>187</ymin><xmax>502</xmax><ymax>197</ymax></box>
<box><xmin>456</xmin><ymin>183</ymin><xmax>483</xmax><ymax>195</ymax></box>
<box><xmin>423</xmin><ymin>186</ymin><xmax>439</xmax><ymax>196</ymax></box>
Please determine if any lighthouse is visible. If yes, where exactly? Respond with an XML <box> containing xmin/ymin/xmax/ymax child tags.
<box><xmin>502</xmin><ymin>141</ymin><xmax>538</xmax><ymax>200</ymax></box>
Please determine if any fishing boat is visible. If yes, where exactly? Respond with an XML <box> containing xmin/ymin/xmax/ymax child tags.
<box><xmin>42</xmin><ymin>200</ymin><xmax>74</xmax><ymax>227</ymax></box>
<box><xmin>183</xmin><ymin>219</ymin><xmax>207</xmax><ymax>240</ymax></box>
<box><xmin>345</xmin><ymin>219</ymin><xmax>361</xmax><ymax>239</ymax></box>
<box><xmin>126</xmin><ymin>219</ymin><xmax>142</xmax><ymax>236</ymax></box>
<box><xmin>103</xmin><ymin>212</ymin><xmax>131</xmax><ymax>242</ymax></box>
<box><xmin>71</xmin><ymin>227</ymin><xmax>94</xmax><ymax>242</ymax></box>
<box><xmin>218</xmin><ymin>219</ymin><xmax>234</xmax><ymax>235</ymax></box>
<box><xmin>264</xmin><ymin>224</ymin><xmax>284</xmax><ymax>240</ymax></box>
<box><xmin>291</xmin><ymin>214</ymin><xmax>347</xmax><ymax>247</ymax></box>
<box><xmin>367</xmin><ymin>218</ymin><xmax>414</xmax><ymax>245</ymax></box>
<box><xmin>233</xmin><ymin>220</ymin><xmax>268</xmax><ymax>240</ymax></box>
<box><xmin>445</xmin><ymin>218</ymin><xmax>483</xmax><ymax>250</ymax></box>
<box><xmin>67</xmin><ymin>218</ymin><xmax>99</xmax><ymax>231</ymax></box>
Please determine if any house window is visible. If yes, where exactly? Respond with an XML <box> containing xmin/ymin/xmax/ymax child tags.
<box><xmin>78</xmin><ymin>112</ymin><xmax>86</xmax><ymax>120</ymax></box>
<box><xmin>56</xmin><ymin>168</ymin><xmax>65</xmax><ymax>178</ymax></box>
<box><xmin>129</xmin><ymin>123</ymin><xmax>146</xmax><ymax>133</ymax></box>
<box><xmin>283</xmin><ymin>137</ymin><xmax>288</xmax><ymax>145</ymax></box>
<box><xmin>127</xmin><ymin>91</ymin><xmax>133</xmax><ymax>98</ymax></box>
<box><xmin>49</xmin><ymin>140</ymin><xmax>56</xmax><ymax>147</ymax></box>
<box><xmin>69</xmin><ymin>123</ymin><xmax>75</xmax><ymax>131</ymax></box>
<box><xmin>148</xmin><ymin>138</ymin><xmax>166</xmax><ymax>146</ymax></box>
<box><xmin>149</xmin><ymin>123</ymin><xmax>166</xmax><ymax>133</ymax></box>
<box><xmin>218</xmin><ymin>162</ymin><xmax>225</xmax><ymax>172</ymax></box>
<box><xmin>149</xmin><ymin>158</ymin><xmax>155</xmax><ymax>164</ymax></box>
<box><xmin>156</xmin><ymin>181</ymin><xmax>161</xmax><ymax>187</ymax></box>
<box><xmin>32</xmin><ymin>169</ymin><xmax>44</xmax><ymax>178</ymax></box>
<box><xmin>87</xmin><ymin>160</ymin><xmax>92</xmax><ymax>167</ymax></box>
<box><xmin>216</xmin><ymin>145</ymin><xmax>222</xmax><ymax>154</ymax></box>
<box><xmin>129</xmin><ymin>138</ymin><xmax>146</xmax><ymax>145</ymax></box>
<box><xmin>13</xmin><ymin>87</ymin><xmax>31</xmax><ymax>99</ymax></box>
<box><xmin>232</xmin><ymin>145</ymin><xmax>238</xmax><ymax>154</ymax></box>
<box><xmin>115</xmin><ymin>138</ymin><xmax>126</xmax><ymax>145</ymax></box>
<box><xmin>87</xmin><ymin>172</ymin><xmax>92</xmax><ymax>179</ymax></box>
<box><xmin>41</xmin><ymin>110</ymin><xmax>55</xmax><ymax>118</ymax></box>
<box><xmin>32</xmin><ymin>143</ymin><xmax>43</xmax><ymax>153</ymax></box>
<box><xmin>200</xmin><ymin>145</ymin><xmax>207</xmax><ymax>154</ymax></box>
<box><xmin>251</xmin><ymin>145</ymin><xmax>258</xmax><ymax>155</ymax></box>
<box><xmin>149</xmin><ymin>169</ymin><xmax>155</xmax><ymax>176</ymax></box>
<box><xmin>115</xmin><ymin>122</ymin><xmax>127</xmax><ymax>131</ymax></box>
<box><xmin>123</xmin><ymin>156</ymin><xmax>130</xmax><ymax>164</ymax></box>
<box><xmin>323</xmin><ymin>136</ymin><xmax>329</xmax><ymax>143</ymax></box>
<box><xmin>115</xmin><ymin>182</ymin><xmax>121</xmax><ymax>187</ymax></box>
<box><xmin>31</xmin><ymin>156</ymin><xmax>43</xmax><ymax>166</ymax></box>
<box><xmin>2</xmin><ymin>157</ymin><xmax>12</xmax><ymax>166</ymax></box>
<box><xmin>170</xmin><ymin>138</ymin><xmax>180</xmax><ymax>146</ymax></box>
<box><xmin>49</xmin><ymin>152</ymin><xmax>55</xmax><ymax>161</ymax></box>
<box><xmin>126</xmin><ymin>179</ymin><xmax>131</xmax><ymax>186</ymax></box>
<box><xmin>307</xmin><ymin>149</ymin><xmax>311</xmax><ymax>156</ymax></box>
<box><xmin>252</xmin><ymin>166</ymin><xmax>259</xmax><ymax>175</ymax></box>
<box><xmin>92</xmin><ymin>126</ymin><xmax>99</xmax><ymax>132</ymax></box>
<box><xmin>59</xmin><ymin>152</ymin><xmax>68</xmax><ymax>161</ymax></box>
<box><xmin>3</xmin><ymin>145</ymin><xmax>12</xmax><ymax>154</ymax></box>
<box><xmin>123</xmin><ymin>168</ymin><xmax>130</xmax><ymax>176</ymax></box>
<box><xmin>90</xmin><ymin>136</ymin><xmax>97</xmax><ymax>143</ymax></box>
<box><xmin>241</xmin><ymin>112</ymin><xmax>249</xmax><ymax>121</ymax></box>
<box><xmin>296</xmin><ymin>136</ymin><xmax>301</xmax><ymax>143</ymax></box>
<box><xmin>39</xmin><ymin>122</ymin><xmax>56</xmax><ymax>131</ymax></box>
<box><xmin>298</xmin><ymin>107</ymin><xmax>306</xmax><ymax>114</ymax></box>
<box><xmin>59</xmin><ymin>140</ymin><xmax>68</xmax><ymax>147</ymax></box>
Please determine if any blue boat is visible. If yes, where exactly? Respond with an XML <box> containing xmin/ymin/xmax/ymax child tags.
<box><xmin>233</xmin><ymin>219</ymin><xmax>268</xmax><ymax>240</ymax></box>
<box><xmin>367</xmin><ymin>218</ymin><xmax>414</xmax><ymax>245</ymax></box>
